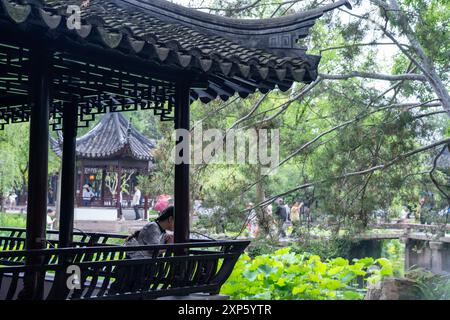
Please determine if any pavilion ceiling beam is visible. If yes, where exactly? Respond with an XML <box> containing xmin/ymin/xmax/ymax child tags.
<box><xmin>0</xmin><ymin>93</ymin><xmax>27</xmax><ymax>106</ymax></box>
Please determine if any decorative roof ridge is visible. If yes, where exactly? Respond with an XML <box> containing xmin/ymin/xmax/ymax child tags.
<box><xmin>117</xmin><ymin>113</ymin><xmax>156</xmax><ymax>149</ymax></box>
<box><xmin>112</xmin><ymin>112</ymin><xmax>126</xmax><ymax>145</ymax></box>
<box><xmin>126</xmin><ymin>117</ymin><xmax>132</xmax><ymax>143</ymax></box>
<box><xmin>112</xmin><ymin>0</ymin><xmax>352</xmax><ymax>53</ymax></box>
<box><xmin>114</xmin><ymin>0</ymin><xmax>351</xmax><ymax>31</ymax></box>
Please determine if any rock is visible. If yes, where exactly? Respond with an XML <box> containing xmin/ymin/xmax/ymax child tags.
<box><xmin>365</xmin><ymin>278</ymin><xmax>422</xmax><ymax>300</ymax></box>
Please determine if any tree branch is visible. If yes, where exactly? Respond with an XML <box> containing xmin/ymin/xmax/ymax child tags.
<box><xmin>247</xmin><ymin>137</ymin><xmax>450</xmax><ymax>211</ymax></box>
<box><xmin>319</xmin><ymin>71</ymin><xmax>427</xmax><ymax>81</ymax></box>
<box><xmin>429</xmin><ymin>145</ymin><xmax>450</xmax><ymax>202</ymax></box>
<box><xmin>319</xmin><ymin>41</ymin><xmax>411</xmax><ymax>54</ymax></box>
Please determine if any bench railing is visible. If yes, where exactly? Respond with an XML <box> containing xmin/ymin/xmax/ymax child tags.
<box><xmin>0</xmin><ymin>227</ymin><xmax>128</xmax><ymax>252</ymax></box>
<box><xmin>0</xmin><ymin>240</ymin><xmax>249</xmax><ymax>300</ymax></box>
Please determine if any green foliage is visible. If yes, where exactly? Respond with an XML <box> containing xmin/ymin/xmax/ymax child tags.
<box><xmin>291</xmin><ymin>237</ymin><xmax>354</xmax><ymax>260</ymax></box>
<box><xmin>143</xmin><ymin>121</ymin><xmax>175</xmax><ymax>196</ymax></box>
<box><xmin>220</xmin><ymin>248</ymin><xmax>394</xmax><ymax>300</ymax></box>
<box><xmin>381</xmin><ymin>239</ymin><xmax>405</xmax><ymax>277</ymax></box>
<box><xmin>0</xmin><ymin>212</ymin><xmax>26</xmax><ymax>230</ymax></box>
<box><xmin>407</xmin><ymin>268</ymin><xmax>450</xmax><ymax>300</ymax></box>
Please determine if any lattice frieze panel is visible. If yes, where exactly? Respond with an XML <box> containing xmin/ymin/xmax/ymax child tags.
<box><xmin>0</xmin><ymin>46</ymin><xmax>177</xmax><ymax>131</ymax></box>
<box><xmin>0</xmin><ymin>104</ymin><xmax>31</xmax><ymax>130</ymax></box>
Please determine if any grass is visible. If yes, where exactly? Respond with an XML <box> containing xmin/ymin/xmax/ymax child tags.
<box><xmin>0</xmin><ymin>212</ymin><xmax>27</xmax><ymax>233</ymax></box>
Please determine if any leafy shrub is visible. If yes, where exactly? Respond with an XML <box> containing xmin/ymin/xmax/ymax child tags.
<box><xmin>407</xmin><ymin>268</ymin><xmax>450</xmax><ymax>300</ymax></box>
<box><xmin>247</xmin><ymin>238</ymin><xmax>281</xmax><ymax>258</ymax></box>
<box><xmin>291</xmin><ymin>237</ymin><xmax>354</xmax><ymax>260</ymax></box>
<box><xmin>0</xmin><ymin>212</ymin><xmax>26</xmax><ymax>229</ymax></box>
<box><xmin>381</xmin><ymin>239</ymin><xmax>405</xmax><ymax>277</ymax></box>
<box><xmin>221</xmin><ymin>247</ymin><xmax>394</xmax><ymax>300</ymax></box>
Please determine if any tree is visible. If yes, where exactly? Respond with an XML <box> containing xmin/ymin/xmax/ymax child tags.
<box><xmin>182</xmin><ymin>0</ymin><xmax>449</xmax><ymax>234</ymax></box>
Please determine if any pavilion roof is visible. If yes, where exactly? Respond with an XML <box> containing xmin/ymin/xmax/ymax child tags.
<box><xmin>0</xmin><ymin>0</ymin><xmax>351</xmax><ymax>103</ymax></box>
<box><xmin>51</xmin><ymin>112</ymin><xmax>155</xmax><ymax>161</ymax></box>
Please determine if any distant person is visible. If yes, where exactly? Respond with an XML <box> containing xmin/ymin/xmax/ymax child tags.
<box><xmin>88</xmin><ymin>184</ymin><xmax>96</xmax><ymax>200</ymax></box>
<box><xmin>246</xmin><ymin>203</ymin><xmax>258</xmax><ymax>238</ymax></box>
<box><xmin>124</xmin><ymin>206</ymin><xmax>174</xmax><ymax>258</ymax></box>
<box><xmin>8</xmin><ymin>192</ymin><xmax>17</xmax><ymax>210</ymax></box>
<box><xmin>47</xmin><ymin>208</ymin><xmax>56</xmax><ymax>230</ymax></box>
<box><xmin>290</xmin><ymin>201</ymin><xmax>301</xmax><ymax>236</ymax></box>
<box><xmin>416</xmin><ymin>195</ymin><xmax>431</xmax><ymax>224</ymax></box>
<box><xmin>274</xmin><ymin>198</ymin><xmax>287</xmax><ymax>237</ymax></box>
<box><xmin>263</xmin><ymin>204</ymin><xmax>276</xmax><ymax>235</ymax></box>
<box><xmin>82</xmin><ymin>184</ymin><xmax>93</xmax><ymax>207</ymax></box>
<box><xmin>48</xmin><ymin>188</ymin><xmax>55</xmax><ymax>206</ymax></box>
<box><xmin>303</xmin><ymin>201</ymin><xmax>311</xmax><ymax>223</ymax></box>
<box><xmin>397</xmin><ymin>206</ymin><xmax>409</xmax><ymax>224</ymax></box>
<box><xmin>154</xmin><ymin>194</ymin><xmax>171</xmax><ymax>213</ymax></box>
<box><xmin>131</xmin><ymin>186</ymin><xmax>142</xmax><ymax>220</ymax></box>
<box><xmin>265</xmin><ymin>204</ymin><xmax>272</xmax><ymax>217</ymax></box>
<box><xmin>284</xmin><ymin>202</ymin><xmax>291</xmax><ymax>222</ymax></box>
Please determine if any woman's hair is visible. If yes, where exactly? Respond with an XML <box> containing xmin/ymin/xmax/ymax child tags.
<box><xmin>126</xmin><ymin>206</ymin><xmax>174</xmax><ymax>242</ymax></box>
<box><xmin>155</xmin><ymin>206</ymin><xmax>174</xmax><ymax>222</ymax></box>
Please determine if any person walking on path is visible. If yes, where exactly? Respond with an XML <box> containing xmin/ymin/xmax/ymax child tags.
<box><xmin>132</xmin><ymin>186</ymin><xmax>142</xmax><ymax>220</ymax></box>
<box><xmin>246</xmin><ymin>203</ymin><xmax>258</xmax><ymax>238</ymax></box>
<box><xmin>284</xmin><ymin>202</ymin><xmax>291</xmax><ymax>222</ymax></box>
<box><xmin>8</xmin><ymin>192</ymin><xmax>17</xmax><ymax>211</ymax></box>
<box><xmin>274</xmin><ymin>198</ymin><xmax>287</xmax><ymax>237</ymax></box>
<box><xmin>290</xmin><ymin>201</ymin><xmax>302</xmax><ymax>236</ymax></box>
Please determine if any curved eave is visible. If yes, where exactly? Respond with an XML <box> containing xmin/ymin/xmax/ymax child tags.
<box><xmin>114</xmin><ymin>0</ymin><xmax>352</xmax><ymax>35</ymax></box>
<box><xmin>0</xmin><ymin>0</ymin><xmax>350</xmax><ymax>103</ymax></box>
<box><xmin>77</xmin><ymin>145</ymin><xmax>154</xmax><ymax>162</ymax></box>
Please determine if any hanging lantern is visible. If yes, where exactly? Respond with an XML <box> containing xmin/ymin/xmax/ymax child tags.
<box><xmin>89</xmin><ymin>174</ymin><xmax>95</xmax><ymax>181</ymax></box>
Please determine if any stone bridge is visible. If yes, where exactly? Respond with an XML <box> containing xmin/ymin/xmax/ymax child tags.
<box><xmin>359</xmin><ymin>223</ymin><xmax>450</xmax><ymax>275</ymax></box>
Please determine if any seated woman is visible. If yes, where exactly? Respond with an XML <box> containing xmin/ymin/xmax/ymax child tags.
<box><xmin>125</xmin><ymin>206</ymin><xmax>174</xmax><ymax>258</ymax></box>
<box><xmin>108</xmin><ymin>207</ymin><xmax>175</xmax><ymax>294</ymax></box>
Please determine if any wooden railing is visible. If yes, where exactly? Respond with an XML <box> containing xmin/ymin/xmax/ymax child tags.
<box><xmin>0</xmin><ymin>228</ymin><xmax>249</xmax><ymax>300</ymax></box>
<box><xmin>373</xmin><ymin>223</ymin><xmax>450</xmax><ymax>231</ymax></box>
<box><xmin>0</xmin><ymin>227</ymin><xmax>128</xmax><ymax>252</ymax></box>
<box><xmin>0</xmin><ymin>240</ymin><xmax>249</xmax><ymax>300</ymax></box>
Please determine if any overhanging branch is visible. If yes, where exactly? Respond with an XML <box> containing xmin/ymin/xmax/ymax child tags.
<box><xmin>319</xmin><ymin>71</ymin><xmax>427</xmax><ymax>81</ymax></box>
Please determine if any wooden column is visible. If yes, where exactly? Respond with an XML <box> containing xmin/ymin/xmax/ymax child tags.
<box><xmin>101</xmin><ymin>168</ymin><xmax>106</xmax><ymax>205</ymax></box>
<box><xmin>117</xmin><ymin>165</ymin><xmax>122</xmax><ymax>218</ymax></box>
<box><xmin>174</xmin><ymin>81</ymin><xmax>191</xmax><ymax>244</ymax></box>
<box><xmin>58</xmin><ymin>100</ymin><xmax>78</xmax><ymax>247</ymax></box>
<box><xmin>79</xmin><ymin>160</ymin><xmax>84</xmax><ymax>206</ymax></box>
<box><xmin>19</xmin><ymin>45</ymin><xmax>51</xmax><ymax>300</ymax></box>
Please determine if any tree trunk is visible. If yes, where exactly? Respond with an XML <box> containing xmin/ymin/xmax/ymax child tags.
<box><xmin>372</xmin><ymin>0</ymin><xmax>450</xmax><ymax>116</ymax></box>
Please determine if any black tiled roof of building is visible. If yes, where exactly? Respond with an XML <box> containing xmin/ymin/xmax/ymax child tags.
<box><xmin>51</xmin><ymin>112</ymin><xmax>155</xmax><ymax>161</ymax></box>
<box><xmin>0</xmin><ymin>0</ymin><xmax>350</xmax><ymax>102</ymax></box>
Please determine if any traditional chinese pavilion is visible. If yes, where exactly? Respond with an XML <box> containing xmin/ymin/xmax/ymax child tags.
<box><xmin>0</xmin><ymin>0</ymin><xmax>351</xmax><ymax>300</ymax></box>
<box><xmin>51</xmin><ymin>112</ymin><xmax>155</xmax><ymax>208</ymax></box>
